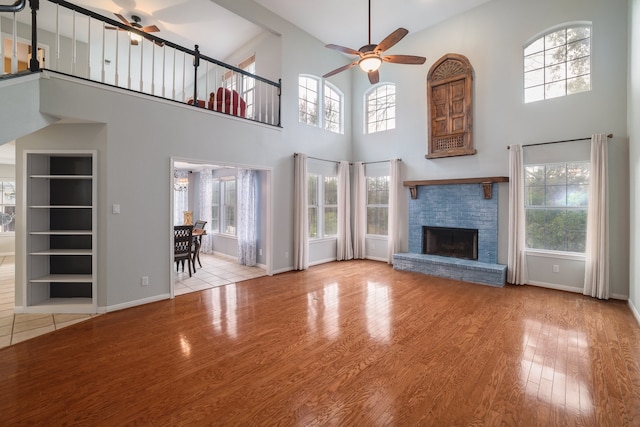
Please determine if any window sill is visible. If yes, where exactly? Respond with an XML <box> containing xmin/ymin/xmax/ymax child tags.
<box><xmin>524</xmin><ymin>249</ymin><xmax>586</xmax><ymax>261</ymax></box>
<box><xmin>366</xmin><ymin>234</ymin><xmax>388</xmax><ymax>240</ymax></box>
<box><xmin>310</xmin><ymin>236</ymin><xmax>337</xmax><ymax>244</ymax></box>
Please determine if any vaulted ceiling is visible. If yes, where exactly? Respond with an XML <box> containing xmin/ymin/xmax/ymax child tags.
<box><xmin>67</xmin><ymin>0</ymin><xmax>492</xmax><ymax>60</ymax></box>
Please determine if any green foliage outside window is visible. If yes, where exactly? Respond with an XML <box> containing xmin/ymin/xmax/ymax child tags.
<box><xmin>367</xmin><ymin>176</ymin><xmax>389</xmax><ymax>235</ymax></box>
<box><xmin>525</xmin><ymin>162</ymin><xmax>589</xmax><ymax>252</ymax></box>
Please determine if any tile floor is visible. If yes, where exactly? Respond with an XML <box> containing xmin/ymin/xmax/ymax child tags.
<box><xmin>0</xmin><ymin>253</ymin><xmax>266</xmax><ymax>349</ymax></box>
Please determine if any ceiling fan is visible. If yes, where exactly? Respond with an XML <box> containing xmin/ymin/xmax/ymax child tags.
<box><xmin>323</xmin><ymin>0</ymin><xmax>426</xmax><ymax>84</ymax></box>
<box><xmin>106</xmin><ymin>14</ymin><xmax>163</xmax><ymax>46</ymax></box>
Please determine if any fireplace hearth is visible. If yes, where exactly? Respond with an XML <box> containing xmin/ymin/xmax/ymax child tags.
<box><xmin>423</xmin><ymin>226</ymin><xmax>478</xmax><ymax>260</ymax></box>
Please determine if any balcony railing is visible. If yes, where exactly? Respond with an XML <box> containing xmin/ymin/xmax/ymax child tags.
<box><xmin>0</xmin><ymin>0</ymin><xmax>281</xmax><ymax>126</ymax></box>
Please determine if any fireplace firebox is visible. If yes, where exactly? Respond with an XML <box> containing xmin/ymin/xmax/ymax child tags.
<box><xmin>422</xmin><ymin>226</ymin><xmax>478</xmax><ymax>260</ymax></box>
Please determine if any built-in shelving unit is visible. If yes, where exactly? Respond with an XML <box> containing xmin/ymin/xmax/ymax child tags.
<box><xmin>25</xmin><ymin>150</ymin><xmax>97</xmax><ymax>313</ymax></box>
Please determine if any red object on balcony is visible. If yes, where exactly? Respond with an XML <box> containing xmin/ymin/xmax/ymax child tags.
<box><xmin>213</xmin><ymin>87</ymin><xmax>246</xmax><ymax>117</ymax></box>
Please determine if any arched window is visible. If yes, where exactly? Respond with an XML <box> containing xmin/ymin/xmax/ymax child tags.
<box><xmin>524</xmin><ymin>22</ymin><xmax>591</xmax><ymax>103</ymax></box>
<box><xmin>365</xmin><ymin>83</ymin><xmax>396</xmax><ymax>134</ymax></box>
<box><xmin>298</xmin><ymin>75</ymin><xmax>344</xmax><ymax>134</ymax></box>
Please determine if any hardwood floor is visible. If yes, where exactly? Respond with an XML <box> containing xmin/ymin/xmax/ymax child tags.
<box><xmin>1</xmin><ymin>260</ymin><xmax>639</xmax><ymax>425</ymax></box>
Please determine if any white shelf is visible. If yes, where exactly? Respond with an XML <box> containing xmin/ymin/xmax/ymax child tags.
<box><xmin>30</xmin><ymin>174</ymin><xmax>93</xmax><ymax>179</ymax></box>
<box><xmin>30</xmin><ymin>274</ymin><xmax>93</xmax><ymax>283</ymax></box>
<box><xmin>25</xmin><ymin>150</ymin><xmax>97</xmax><ymax>314</ymax></box>
<box><xmin>30</xmin><ymin>230</ymin><xmax>93</xmax><ymax>235</ymax></box>
<box><xmin>30</xmin><ymin>249</ymin><xmax>93</xmax><ymax>256</ymax></box>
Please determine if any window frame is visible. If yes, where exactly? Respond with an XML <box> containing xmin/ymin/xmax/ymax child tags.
<box><xmin>307</xmin><ymin>172</ymin><xmax>339</xmax><ymax>240</ymax></box>
<box><xmin>298</xmin><ymin>74</ymin><xmax>344</xmax><ymax>134</ymax></box>
<box><xmin>364</xmin><ymin>83</ymin><xmax>396</xmax><ymax>134</ymax></box>
<box><xmin>0</xmin><ymin>179</ymin><xmax>15</xmax><ymax>234</ymax></box>
<box><xmin>523</xmin><ymin>21</ymin><xmax>592</xmax><ymax>103</ymax></box>
<box><xmin>366</xmin><ymin>175</ymin><xmax>390</xmax><ymax>236</ymax></box>
<box><xmin>524</xmin><ymin>161</ymin><xmax>590</xmax><ymax>254</ymax></box>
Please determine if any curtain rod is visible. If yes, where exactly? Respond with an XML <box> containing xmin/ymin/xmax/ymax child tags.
<box><xmin>507</xmin><ymin>133</ymin><xmax>612</xmax><ymax>149</ymax></box>
<box><xmin>294</xmin><ymin>153</ymin><xmax>401</xmax><ymax>165</ymax></box>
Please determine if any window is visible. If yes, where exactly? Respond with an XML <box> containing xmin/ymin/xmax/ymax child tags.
<box><xmin>366</xmin><ymin>176</ymin><xmax>389</xmax><ymax>235</ymax></box>
<box><xmin>525</xmin><ymin>162</ymin><xmax>589</xmax><ymax>252</ymax></box>
<box><xmin>239</xmin><ymin>55</ymin><xmax>256</xmax><ymax>119</ymax></box>
<box><xmin>211</xmin><ymin>179</ymin><xmax>220</xmax><ymax>232</ymax></box>
<box><xmin>0</xmin><ymin>181</ymin><xmax>15</xmax><ymax>233</ymax></box>
<box><xmin>323</xmin><ymin>82</ymin><xmax>343</xmax><ymax>133</ymax></box>
<box><xmin>307</xmin><ymin>173</ymin><xmax>338</xmax><ymax>238</ymax></box>
<box><xmin>323</xmin><ymin>176</ymin><xmax>338</xmax><ymax>236</ymax></box>
<box><xmin>299</xmin><ymin>75</ymin><xmax>319</xmax><ymax>126</ymax></box>
<box><xmin>524</xmin><ymin>23</ymin><xmax>591</xmax><ymax>103</ymax></box>
<box><xmin>308</xmin><ymin>174</ymin><xmax>319</xmax><ymax>238</ymax></box>
<box><xmin>222</xmin><ymin>178</ymin><xmax>236</xmax><ymax>235</ymax></box>
<box><xmin>365</xmin><ymin>83</ymin><xmax>395</xmax><ymax>134</ymax></box>
<box><xmin>298</xmin><ymin>75</ymin><xmax>344</xmax><ymax>133</ymax></box>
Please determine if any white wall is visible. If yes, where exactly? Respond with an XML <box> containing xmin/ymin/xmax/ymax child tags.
<box><xmin>350</xmin><ymin>0</ymin><xmax>630</xmax><ymax>297</ymax></box>
<box><xmin>629</xmin><ymin>0</ymin><xmax>640</xmax><ymax>317</ymax></box>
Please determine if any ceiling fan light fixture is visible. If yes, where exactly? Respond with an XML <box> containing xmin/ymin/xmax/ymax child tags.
<box><xmin>358</xmin><ymin>55</ymin><xmax>382</xmax><ymax>73</ymax></box>
<box><xmin>129</xmin><ymin>32</ymin><xmax>143</xmax><ymax>43</ymax></box>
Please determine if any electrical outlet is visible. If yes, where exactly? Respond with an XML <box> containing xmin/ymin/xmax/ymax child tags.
<box><xmin>552</xmin><ymin>265</ymin><xmax>560</xmax><ymax>273</ymax></box>
<box><xmin>141</xmin><ymin>276</ymin><xmax>149</xmax><ymax>286</ymax></box>
<box><xmin>285</xmin><ymin>251</ymin><xmax>289</xmax><ymax>259</ymax></box>
<box><xmin>259</xmin><ymin>249</ymin><xmax>263</xmax><ymax>256</ymax></box>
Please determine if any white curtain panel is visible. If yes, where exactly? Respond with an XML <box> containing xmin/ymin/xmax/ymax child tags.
<box><xmin>387</xmin><ymin>159</ymin><xmax>401</xmax><ymax>264</ymax></box>
<box><xmin>238</xmin><ymin>169</ymin><xmax>257</xmax><ymax>266</ymax></box>
<box><xmin>293</xmin><ymin>153</ymin><xmax>309</xmax><ymax>270</ymax></box>
<box><xmin>173</xmin><ymin>170</ymin><xmax>189</xmax><ymax>226</ymax></box>
<box><xmin>583</xmin><ymin>133</ymin><xmax>610</xmax><ymax>299</ymax></box>
<box><xmin>337</xmin><ymin>161</ymin><xmax>354</xmax><ymax>261</ymax></box>
<box><xmin>507</xmin><ymin>145</ymin><xmax>528</xmax><ymax>285</ymax></box>
<box><xmin>198</xmin><ymin>169</ymin><xmax>214</xmax><ymax>254</ymax></box>
<box><xmin>353</xmin><ymin>162</ymin><xmax>367</xmax><ymax>259</ymax></box>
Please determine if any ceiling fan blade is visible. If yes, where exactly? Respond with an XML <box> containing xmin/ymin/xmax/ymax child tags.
<box><xmin>114</xmin><ymin>13</ymin><xmax>131</xmax><ymax>26</ymax></box>
<box><xmin>325</xmin><ymin>44</ymin><xmax>363</xmax><ymax>57</ymax></box>
<box><xmin>323</xmin><ymin>61</ymin><xmax>358</xmax><ymax>78</ymax></box>
<box><xmin>368</xmin><ymin>69</ymin><xmax>380</xmax><ymax>84</ymax></box>
<box><xmin>382</xmin><ymin>54</ymin><xmax>426</xmax><ymax>65</ymax></box>
<box><xmin>130</xmin><ymin>39</ymin><xmax>139</xmax><ymax>46</ymax></box>
<box><xmin>141</xmin><ymin>25</ymin><xmax>160</xmax><ymax>33</ymax></box>
<box><xmin>375</xmin><ymin>28</ymin><xmax>409</xmax><ymax>53</ymax></box>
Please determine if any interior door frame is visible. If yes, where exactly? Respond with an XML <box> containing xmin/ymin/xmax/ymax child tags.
<box><xmin>169</xmin><ymin>156</ymin><xmax>272</xmax><ymax>299</ymax></box>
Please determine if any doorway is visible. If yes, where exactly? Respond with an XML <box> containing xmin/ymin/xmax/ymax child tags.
<box><xmin>170</xmin><ymin>158</ymin><xmax>272</xmax><ymax>298</ymax></box>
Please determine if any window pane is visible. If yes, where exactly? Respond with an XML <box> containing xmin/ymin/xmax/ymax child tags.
<box><xmin>2</xmin><ymin>182</ymin><xmax>15</xmax><ymax>205</ymax></box>
<box><xmin>308</xmin><ymin>175</ymin><xmax>318</xmax><ymax>205</ymax></box>
<box><xmin>546</xmin><ymin>164</ymin><xmax>566</xmax><ymax>185</ymax></box>
<box><xmin>525</xmin><ymin>86</ymin><xmax>544</xmax><ymax>103</ymax></box>
<box><xmin>545</xmin><ymin>64</ymin><xmax>566</xmax><ymax>83</ymax></box>
<box><xmin>567</xmin><ymin>75</ymin><xmax>590</xmax><ymax>95</ymax></box>
<box><xmin>308</xmin><ymin>207</ymin><xmax>318</xmax><ymax>238</ymax></box>
<box><xmin>324</xmin><ymin>176</ymin><xmax>337</xmax><ymax>205</ymax></box>
<box><xmin>324</xmin><ymin>207</ymin><xmax>337</xmax><ymax>236</ymax></box>
<box><xmin>545</xmin><ymin>80</ymin><xmax>566</xmax><ymax>99</ymax></box>
<box><xmin>524</xmin><ymin>38</ymin><xmax>544</xmax><ymax>56</ymax></box>
<box><xmin>525</xmin><ymin>161</ymin><xmax>589</xmax><ymax>252</ymax></box>
<box><xmin>567</xmin><ymin>26</ymin><xmax>590</xmax><ymax>43</ymax></box>
<box><xmin>523</xmin><ymin>24</ymin><xmax>590</xmax><ymax>103</ymax></box>
<box><xmin>545</xmin><ymin>29</ymin><xmax>566</xmax><ymax>49</ymax></box>
<box><xmin>367</xmin><ymin>207</ymin><xmax>388</xmax><ymax>235</ymax></box>
<box><xmin>366</xmin><ymin>84</ymin><xmax>396</xmax><ymax>134</ymax></box>
<box><xmin>524</xmin><ymin>69</ymin><xmax>544</xmax><ymax>88</ymax></box>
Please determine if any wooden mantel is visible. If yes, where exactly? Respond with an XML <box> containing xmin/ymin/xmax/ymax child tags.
<box><xmin>403</xmin><ymin>176</ymin><xmax>509</xmax><ymax>199</ymax></box>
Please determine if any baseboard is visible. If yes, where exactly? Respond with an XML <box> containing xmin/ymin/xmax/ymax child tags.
<box><xmin>629</xmin><ymin>300</ymin><xmax>640</xmax><ymax>326</ymax></box>
<box><xmin>527</xmin><ymin>280</ymin><xmax>628</xmax><ymax>300</ymax></box>
<box><xmin>527</xmin><ymin>280</ymin><xmax>583</xmax><ymax>294</ymax></box>
<box><xmin>366</xmin><ymin>256</ymin><xmax>388</xmax><ymax>263</ymax></box>
<box><xmin>102</xmin><ymin>293</ymin><xmax>171</xmax><ymax>313</ymax></box>
<box><xmin>271</xmin><ymin>266</ymin><xmax>293</xmax><ymax>275</ymax></box>
<box><xmin>309</xmin><ymin>257</ymin><xmax>336</xmax><ymax>267</ymax></box>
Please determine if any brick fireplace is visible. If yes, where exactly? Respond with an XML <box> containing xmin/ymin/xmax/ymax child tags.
<box><xmin>393</xmin><ymin>179</ymin><xmax>507</xmax><ymax>286</ymax></box>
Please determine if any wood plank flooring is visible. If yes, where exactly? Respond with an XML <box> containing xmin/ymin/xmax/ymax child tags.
<box><xmin>1</xmin><ymin>260</ymin><xmax>639</xmax><ymax>425</ymax></box>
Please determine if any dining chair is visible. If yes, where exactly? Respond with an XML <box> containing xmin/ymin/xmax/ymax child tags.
<box><xmin>192</xmin><ymin>220</ymin><xmax>208</xmax><ymax>268</ymax></box>
<box><xmin>174</xmin><ymin>225</ymin><xmax>194</xmax><ymax>277</ymax></box>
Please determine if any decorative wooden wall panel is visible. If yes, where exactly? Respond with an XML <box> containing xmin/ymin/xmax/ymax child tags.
<box><xmin>426</xmin><ymin>54</ymin><xmax>476</xmax><ymax>159</ymax></box>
